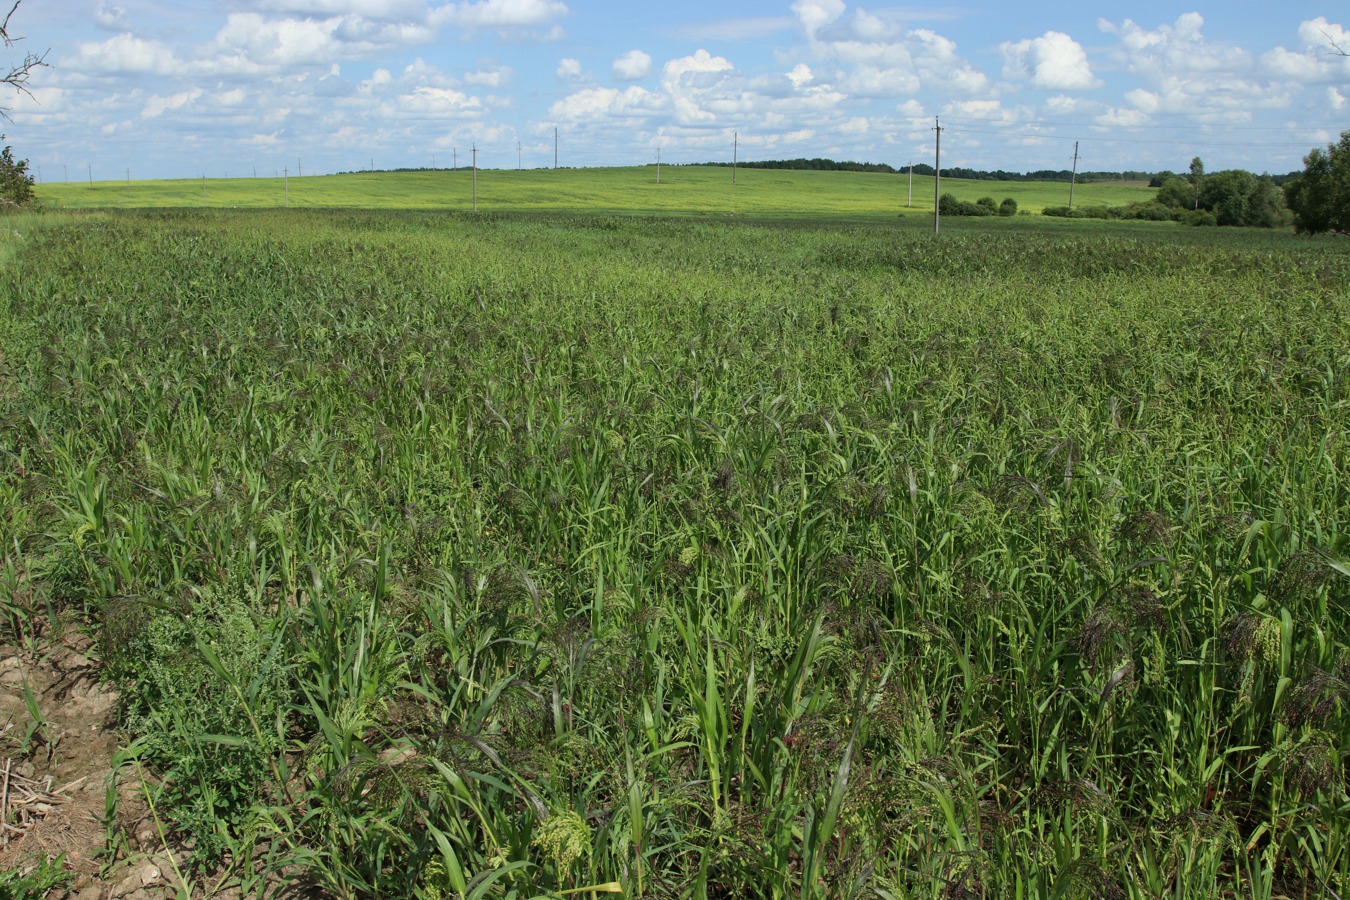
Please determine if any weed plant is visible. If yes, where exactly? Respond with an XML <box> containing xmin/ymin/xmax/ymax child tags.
<box><xmin>0</xmin><ymin>209</ymin><xmax>1347</xmax><ymax>897</ymax></box>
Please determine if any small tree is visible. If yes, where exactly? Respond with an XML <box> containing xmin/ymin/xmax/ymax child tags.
<box><xmin>0</xmin><ymin>140</ymin><xmax>33</xmax><ymax>207</ymax></box>
<box><xmin>1188</xmin><ymin>157</ymin><xmax>1205</xmax><ymax>209</ymax></box>
<box><xmin>1155</xmin><ymin>176</ymin><xmax>1196</xmax><ymax>210</ymax></box>
<box><xmin>1284</xmin><ymin>130</ymin><xmax>1350</xmax><ymax>234</ymax></box>
<box><xmin>998</xmin><ymin>197</ymin><xmax>1017</xmax><ymax>217</ymax></box>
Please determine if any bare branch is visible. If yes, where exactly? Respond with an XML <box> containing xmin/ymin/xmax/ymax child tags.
<box><xmin>0</xmin><ymin>0</ymin><xmax>20</xmax><ymax>44</ymax></box>
<box><xmin>1</xmin><ymin>0</ymin><xmax>48</xmax><ymax>121</ymax></box>
<box><xmin>1322</xmin><ymin>30</ymin><xmax>1348</xmax><ymax>57</ymax></box>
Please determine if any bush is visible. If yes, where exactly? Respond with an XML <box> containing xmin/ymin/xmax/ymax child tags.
<box><xmin>1042</xmin><ymin>205</ymin><xmax>1119</xmax><ymax>219</ymax></box>
<box><xmin>938</xmin><ymin>192</ymin><xmax>994</xmax><ymax>217</ymax></box>
<box><xmin>998</xmin><ymin>197</ymin><xmax>1017</xmax><ymax>216</ymax></box>
<box><xmin>1176</xmin><ymin>209</ymin><xmax>1217</xmax><ymax>227</ymax></box>
<box><xmin>1130</xmin><ymin>203</ymin><xmax>1175</xmax><ymax>222</ymax></box>
<box><xmin>0</xmin><ymin>144</ymin><xmax>36</xmax><ymax>209</ymax></box>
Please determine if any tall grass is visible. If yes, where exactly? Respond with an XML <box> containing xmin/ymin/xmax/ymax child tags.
<box><xmin>0</xmin><ymin>208</ymin><xmax>1347</xmax><ymax>897</ymax></box>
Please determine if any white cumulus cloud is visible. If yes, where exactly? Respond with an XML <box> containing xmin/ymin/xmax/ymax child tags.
<box><xmin>612</xmin><ymin>50</ymin><xmax>652</xmax><ymax>81</ymax></box>
<box><xmin>791</xmin><ymin>0</ymin><xmax>845</xmax><ymax>40</ymax></box>
<box><xmin>787</xmin><ymin>63</ymin><xmax>813</xmax><ymax>87</ymax></box>
<box><xmin>94</xmin><ymin>2</ymin><xmax>132</xmax><ymax>32</ymax></box>
<box><xmin>70</xmin><ymin>34</ymin><xmax>184</xmax><ymax>75</ymax></box>
<box><xmin>1001</xmin><ymin>31</ymin><xmax>1100</xmax><ymax>90</ymax></box>
<box><xmin>549</xmin><ymin>85</ymin><xmax>663</xmax><ymax>121</ymax></box>
<box><xmin>556</xmin><ymin>57</ymin><xmax>584</xmax><ymax>80</ymax></box>
<box><xmin>142</xmin><ymin>88</ymin><xmax>203</xmax><ymax>118</ymax></box>
<box><xmin>430</xmin><ymin>0</ymin><xmax>568</xmax><ymax>29</ymax></box>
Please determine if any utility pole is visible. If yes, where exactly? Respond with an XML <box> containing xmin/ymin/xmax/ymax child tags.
<box><xmin>554</xmin><ymin>128</ymin><xmax>558</xmax><ymax>169</ymax></box>
<box><xmin>35</xmin><ymin>165</ymin><xmax>41</xmax><ymax>183</ymax></box>
<box><xmin>298</xmin><ymin>159</ymin><xmax>302</xmax><ymax>178</ymax></box>
<box><xmin>1069</xmin><ymin>141</ymin><xmax>1080</xmax><ymax>210</ymax></box>
<box><xmin>432</xmin><ymin>153</ymin><xmax>436</xmax><ymax>169</ymax></box>
<box><xmin>453</xmin><ymin>148</ymin><xmax>457</xmax><ymax>169</ymax></box>
<box><xmin>63</xmin><ymin>165</ymin><xmax>68</xmax><ymax>184</ymax></box>
<box><xmin>253</xmin><ymin>165</ymin><xmax>257</xmax><ymax>178</ymax></box>
<box><xmin>517</xmin><ymin>141</ymin><xmax>522</xmax><ymax>170</ymax></box>
<box><xmin>126</xmin><ymin>168</ymin><xmax>130</xmax><ymax>186</ymax></box>
<box><xmin>656</xmin><ymin>147</ymin><xmax>661</xmax><ymax>184</ymax></box>
<box><xmin>732</xmin><ymin>131</ymin><xmax>738</xmax><ymax>186</ymax></box>
<box><xmin>88</xmin><ymin>164</ymin><xmax>93</xmax><ymax>186</ymax></box>
<box><xmin>201</xmin><ymin>174</ymin><xmax>206</xmax><ymax>203</ymax></box>
<box><xmin>284</xmin><ymin>167</ymin><xmax>289</xmax><ymax>207</ymax></box>
<box><xmin>907</xmin><ymin>161</ymin><xmax>913</xmax><ymax>208</ymax></box>
<box><xmin>472</xmin><ymin>144</ymin><xmax>477</xmax><ymax>212</ymax></box>
<box><xmin>933</xmin><ymin>118</ymin><xmax>942</xmax><ymax>234</ymax></box>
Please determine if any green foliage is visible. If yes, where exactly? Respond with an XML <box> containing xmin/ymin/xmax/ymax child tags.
<box><xmin>0</xmin><ymin>210</ymin><xmax>1347</xmax><ymax>897</ymax></box>
<box><xmin>998</xmin><ymin>196</ymin><xmax>1017</xmax><ymax>216</ymax></box>
<box><xmin>0</xmin><ymin>855</ymin><xmax>72</xmax><ymax>900</ymax></box>
<box><xmin>939</xmin><ymin>192</ymin><xmax>994</xmax><ymax>216</ymax></box>
<box><xmin>1285</xmin><ymin>130</ymin><xmax>1350</xmax><ymax>234</ymax></box>
<box><xmin>1176</xmin><ymin>208</ymin><xmax>1218</xmax><ymax>227</ymax></box>
<box><xmin>1200</xmin><ymin>169</ymin><xmax>1258</xmax><ymax>225</ymax></box>
<box><xmin>1052</xmin><ymin>173</ymin><xmax>1289</xmax><ymax>228</ymax></box>
<box><xmin>110</xmin><ymin>593</ymin><xmax>293</xmax><ymax>865</ymax></box>
<box><xmin>0</xmin><ymin>144</ymin><xmax>35</xmax><ymax>209</ymax></box>
<box><xmin>1155</xmin><ymin>176</ymin><xmax>1197</xmax><ymax>209</ymax></box>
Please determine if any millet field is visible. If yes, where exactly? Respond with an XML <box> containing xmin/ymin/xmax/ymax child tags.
<box><xmin>0</xmin><ymin>208</ymin><xmax>1348</xmax><ymax>898</ymax></box>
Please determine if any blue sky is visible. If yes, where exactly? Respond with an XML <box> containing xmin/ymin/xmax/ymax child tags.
<box><xmin>4</xmin><ymin>0</ymin><xmax>1348</xmax><ymax>180</ymax></box>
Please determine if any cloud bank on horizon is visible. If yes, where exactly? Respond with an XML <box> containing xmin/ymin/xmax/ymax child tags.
<box><xmin>5</xmin><ymin>0</ymin><xmax>1348</xmax><ymax>180</ymax></box>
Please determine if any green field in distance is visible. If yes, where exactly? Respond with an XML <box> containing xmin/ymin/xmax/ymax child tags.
<box><xmin>34</xmin><ymin>165</ymin><xmax>1153</xmax><ymax>217</ymax></box>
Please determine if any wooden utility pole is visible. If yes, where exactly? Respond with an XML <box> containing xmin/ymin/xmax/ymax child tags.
<box><xmin>656</xmin><ymin>147</ymin><xmax>661</xmax><ymax>183</ymax></box>
<box><xmin>1069</xmin><ymin>141</ymin><xmax>1080</xmax><ymax>210</ymax></box>
<box><xmin>732</xmin><ymin>131</ymin><xmax>738</xmax><ymax>185</ymax></box>
<box><xmin>908</xmin><ymin>161</ymin><xmax>912</xmax><ymax>207</ymax></box>
<box><xmin>472</xmin><ymin>144</ymin><xmax>477</xmax><ymax>212</ymax></box>
<box><xmin>933</xmin><ymin>118</ymin><xmax>942</xmax><ymax>234</ymax></box>
<box><xmin>284</xmin><ymin>167</ymin><xmax>289</xmax><ymax>207</ymax></box>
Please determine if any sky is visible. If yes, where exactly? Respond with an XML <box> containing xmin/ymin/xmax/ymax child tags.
<box><xmin>2</xmin><ymin>0</ymin><xmax>1348</xmax><ymax>181</ymax></box>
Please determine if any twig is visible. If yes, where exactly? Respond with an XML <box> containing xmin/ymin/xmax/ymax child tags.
<box><xmin>0</xmin><ymin>757</ymin><xmax>10</xmax><ymax>848</ymax></box>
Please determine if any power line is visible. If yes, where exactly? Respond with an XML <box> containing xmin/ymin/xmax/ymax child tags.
<box><xmin>943</xmin><ymin>125</ymin><xmax>1318</xmax><ymax>148</ymax></box>
<box><xmin>938</xmin><ymin>114</ymin><xmax>1345</xmax><ymax>133</ymax></box>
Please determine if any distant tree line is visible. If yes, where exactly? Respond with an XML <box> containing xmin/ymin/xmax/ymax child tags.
<box><xmin>687</xmin><ymin>158</ymin><xmax>902</xmax><ymax>174</ymax></box>
<box><xmin>1044</xmin><ymin>157</ymin><xmax>1292</xmax><ymax>228</ymax></box>
<box><xmin>689</xmin><ymin>158</ymin><xmax>1233</xmax><ymax>183</ymax></box>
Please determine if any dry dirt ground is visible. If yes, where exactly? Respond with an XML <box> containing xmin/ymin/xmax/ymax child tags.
<box><xmin>0</xmin><ymin>634</ymin><xmax>201</xmax><ymax>900</ymax></box>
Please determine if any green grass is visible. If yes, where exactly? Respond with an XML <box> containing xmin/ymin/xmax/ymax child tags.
<box><xmin>0</xmin><ymin>208</ymin><xmax>1347</xmax><ymax>898</ymax></box>
<box><xmin>33</xmin><ymin>166</ymin><xmax>1152</xmax><ymax>217</ymax></box>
